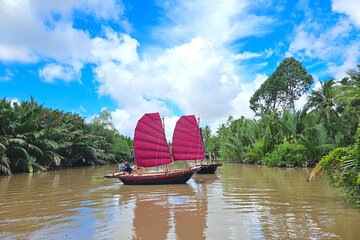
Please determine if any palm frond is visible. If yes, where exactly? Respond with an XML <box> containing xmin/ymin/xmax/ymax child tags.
<box><xmin>307</xmin><ymin>164</ymin><xmax>323</xmax><ymax>182</ymax></box>
<box><xmin>0</xmin><ymin>155</ymin><xmax>11</xmax><ymax>175</ymax></box>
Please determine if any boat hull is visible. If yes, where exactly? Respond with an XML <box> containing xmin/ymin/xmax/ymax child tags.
<box><xmin>104</xmin><ymin>168</ymin><xmax>199</xmax><ymax>185</ymax></box>
<box><xmin>196</xmin><ymin>163</ymin><xmax>222</xmax><ymax>174</ymax></box>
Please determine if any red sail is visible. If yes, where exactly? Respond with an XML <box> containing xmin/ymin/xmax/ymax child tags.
<box><xmin>172</xmin><ymin>115</ymin><xmax>205</xmax><ymax>161</ymax></box>
<box><xmin>134</xmin><ymin>113</ymin><xmax>173</xmax><ymax>168</ymax></box>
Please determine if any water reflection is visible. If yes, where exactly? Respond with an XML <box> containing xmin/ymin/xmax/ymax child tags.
<box><xmin>115</xmin><ymin>183</ymin><xmax>207</xmax><ymax>240</ymax></box>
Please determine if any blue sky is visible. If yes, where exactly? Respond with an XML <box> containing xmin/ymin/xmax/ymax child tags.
<box><xmin>0</xmin><ymin>0</ymin><xmax>359</xmax><ymax>136</ymax></box>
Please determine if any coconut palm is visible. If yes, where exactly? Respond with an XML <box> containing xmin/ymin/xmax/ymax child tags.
<box><xmin>300</xmin><ymin>122</ymin><xmax>335</xmax><ymax>166</ymax></box>
<box><xmin>305</xmin><ymin>79</ymin><xmax>340</xmax><ymax>139</ymax></box>
<box><xmin>0</xmin><ymin>143</ymin><xmax>11</xmax><ymax>175</ymax></box>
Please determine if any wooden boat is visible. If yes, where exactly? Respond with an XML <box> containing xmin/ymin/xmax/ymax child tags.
<box><xmin>105</xmin><ymin>168</ymin><xmax>198</xmax><ymax>185</ymax></box>
<box><xmin>172</xmin><ymin>115</ymin><xmax>222</xmax><ymax>174</ymax></box>
<box><xmin>104</xmin><ymin>113</ymin><xmax>199</xmax><ymax>185</ymax></box>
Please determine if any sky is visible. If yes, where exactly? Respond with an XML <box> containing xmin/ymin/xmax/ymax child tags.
<box><xmin>0</xmin><ymin>0</ymin><xmax>359</xmax><ymax>138</ymax></box>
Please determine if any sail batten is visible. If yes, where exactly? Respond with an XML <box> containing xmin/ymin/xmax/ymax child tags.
<box><xmin>134</xmin><ymin>113</ymin><xmax>173</xmax><ymax>168</ymax></box>
<box><xmin>172</xmin><ymin>115</ymin><xmax>205</xmax><ymax>161</ymax></box>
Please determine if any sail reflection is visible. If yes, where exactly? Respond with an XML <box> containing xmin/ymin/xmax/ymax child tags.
<box><xmin>117</xmin><ymin>182</ymin><xmax>208</xmax><ymax>240</ymax></box>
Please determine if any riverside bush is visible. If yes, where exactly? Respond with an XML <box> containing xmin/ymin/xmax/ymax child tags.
<box><xmin>261</xmin><ymin>142</ymin><xmax>307</xmax><ymax>167</ymax></box>
<box><xmin>319</xmin><ymin>126</ymin><xmax>360</xmax><ymax>205</ymax></box>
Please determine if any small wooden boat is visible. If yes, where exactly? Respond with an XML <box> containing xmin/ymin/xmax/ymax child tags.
<box><xmin>105</xmin><ymin>113</ymin><xmax>200</xmax><ymax>185</ymax></box>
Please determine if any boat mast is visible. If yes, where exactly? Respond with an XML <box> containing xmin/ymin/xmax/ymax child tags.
<box><xmin>197</xmin><ymin>116</ymin><xmax>200</xmax><ymax>165</ymax></box>
<box><xmin>198</xmin><ymin>116</ymin><xmax>206</xmax><ymax>163</ymax></box>
<box><xmin>162</xmin><ymin>117</ymin><xmax>168</xmax><ymax>170</ymax></box>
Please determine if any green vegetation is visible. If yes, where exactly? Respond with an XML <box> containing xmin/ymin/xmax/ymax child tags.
<box><xmin>204</xmin><ymin>59</ymin><xmax>360</xmax><ymax>203</ymax></box>
<box><xmin>250</xmin><ymin>57</ymin><xmax>313</xmax><ymax>114</ymax></box>
<box><xmin>308</xmin><ymin>126</ymin><xmax>360</xmax><ymax>205</ymax></box>
<box><xmin>261</xmin><ymin>142</ymin><xmax>307</xmax><ymax>167</ymax></box>
<box><xmin>0</xmin><ymin>98</ymin><xmax>132</xmax><ymax>175</ymax></box>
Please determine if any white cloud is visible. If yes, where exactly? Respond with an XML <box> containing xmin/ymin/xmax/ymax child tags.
<box><xmin>312</xmin><ymin>78</ymin><xmax>322</xmax><ymax>91</ymax></box>
<box><xmin>327</xmin><ymin>41</ymin><xmax>360</xmax><ymax>79</ymax></box>
<box><xmin>234</xmin><ymin>51</ymin><xmax>262</xmax><ymax>60</ymax></box>
<box><xmin>34</xmin><ymin>0</ymin><xmax>124</xmax><ymax>21</ymax></box>
<box><xmin>153</xmin><ymin>0</ymin><xmax>274</xmax><ymax>45</ymax></box>
<box><xmin>0</xmin><ymin>0</ymin><xmax>125</xmax><ymax>69</ymax></box>
<box><xmin>332</xmin><ymin>0</ymin><xmax>360</xmax><ymax>27</ymax></box>
<box><xmin>39</xmin><ymin>63</ymin><xmax>80</xmax><ymax>83</ymax></box>
<box><xmin>88</xmin><ymin>28</ymin><xmax>272</xmax><ymax>136</ymax></box>
<box><xmin>294</xmin><ymin>93</ymin><xmax>308</xmax><ymax>111</ymax></box>
<box><xmin>10</xmin><ymin>98</ymin><xmax>19</xmax><ymax>107</ymax></box>
<box><xmin>88</xmin><ymin>0</ymin><xmax>278</xmax><ymax>136</ymax></box>
<box><xmin>0</xmin><ymin>69</ymin><xmax>14</xmax><ymax>81</ymax></box>
<box><xmin>264</xmin><ymin>48</ymin><xmax>274</xmax><ymax>58</ymax></box>
<box><xmin>0</xmin><ymin>45</ymin><xmax>38</xmax><ymax>62</ymax></box>
<box><xmin>288</xmin><ymin>14</ymin><xmax>359</xmax><ymax>79</ymax></box>
<box><xmin>164</xmin><ymin>116</ymin><xmax>180</xmax><ymax>143</ymax></box>
<box><xmin>91</xmin><ymin>32</ymin><xmax>246</xmax><ymax>132</ymax></box>
<box><xmin>0</xmin><ymin>0</ymin><xmax>276</xmax><ymax>137</ymax></box>
<box><xmin>232</xmin><ymin>73</ymin><xmax>268</xmax><ymax>119</ymax></box>
<box><xmin>111</xmin><ymin>106</ymin><xmax>174</xmax><ymax>139</ymax></box>
<box><xmin>288</xmin><ymin>18</ymin><xmax>352</xmax><ymax>60</ymax></box>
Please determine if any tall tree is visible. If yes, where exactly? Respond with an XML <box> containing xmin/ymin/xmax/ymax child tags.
<box><xmin>250</xmin><ymin>57</ymin><xmax>313</xmax><ymax>115</ymax></box>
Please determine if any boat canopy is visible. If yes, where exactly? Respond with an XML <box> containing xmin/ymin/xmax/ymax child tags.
<box><xmin>172</xmin><ymin>115</ymin><xmax>205</xmax><ymax>161</ymax></box>
<box><xmin>133</xmin><ymin>113</ymin><xmax>172</xmax><ymax>168</ymax></box>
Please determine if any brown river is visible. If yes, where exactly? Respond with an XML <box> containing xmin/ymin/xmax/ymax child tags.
<box><xmin>0</xmin><ymin>164</ymin><xmax>359</xmax><ymax>239</ymax></box>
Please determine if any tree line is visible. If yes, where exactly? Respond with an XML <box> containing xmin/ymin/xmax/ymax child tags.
<box><xmin>0</xmin><ymin>99</ymin><xmax>132</xmax><ymax>175</ymax></box>
<box><xmin>203</xmin><ymin>58</ymin><xmax>359</xmax><ymax>203</ymax></box>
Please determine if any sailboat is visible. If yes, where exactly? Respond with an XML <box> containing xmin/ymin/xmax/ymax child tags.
<box><xmin>172</xmin><ymin>115</ymin><xmax>222</xmax><ymax>174</ymax></box>
<box><xmin>104</xmin><ymin>113</ymin><xmax>199</xmax><ymax>185</ymax></box>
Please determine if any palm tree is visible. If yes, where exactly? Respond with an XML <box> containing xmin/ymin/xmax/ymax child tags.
<box><xmin>278</xmin><ymin>109</ymin><xmax>298</xmax><ymax>142</ymax></box>
<box><xmin>335</xmin><ymin>65</ymin><xmax>360</xmax><ymax>144</ymax></box>
<box><xmin>305</xmin><ymin>79</ymin><xmax>340</xmax><ymax>139</ymax></box>
<box><xmin>300</xmin><ymin>121</ymin><xmax>334</xmax><ymax>166</ymax></box>
<box><xmin>0</xmin><ymin>143</ymin><xmax>11</xmax><ymax>175</ymax></box>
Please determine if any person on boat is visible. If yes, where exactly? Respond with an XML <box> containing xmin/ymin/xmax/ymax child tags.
<box><xmin>123</xmin><ymin>160</ymin><xmax>133</xmax><ymax>174</ymax></box>
<box><xmin>119</xmin><ymin>162</ymin><xmax>126</xmax><ymax>173</ymax></box>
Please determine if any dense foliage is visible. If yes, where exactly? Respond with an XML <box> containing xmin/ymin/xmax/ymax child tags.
<box><xmin>204</xmin><ymin>62</ymin><xmax>360</xmax><ymax>202</ymax></box>
<box><xmin>0</xmin><ymin>98</ymin><xmax>132</xmax><ymax>175</ymax></box>
<box><xmin>308</xmin><ymin>126</ymin><xmax>360</xmax><ymax>205</ymax></box>
<box><xmin>261</xmin><ymin>142</ymin><xmax>307</xmax><ymax>167</ymax></box>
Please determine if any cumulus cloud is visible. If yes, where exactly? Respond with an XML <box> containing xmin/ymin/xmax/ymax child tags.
<box><xmin>288</xmin><ymin>18</ymin><xmax>352</xmax><ymax>60</ymax></box>
<box><xmin>0</xmin><ymin>0</ymin><xmax>125</xmax><ymax>73</ymax></box>
<box><xmin>39</xmin><ymin>63</ymin><xmax>80</xmax><ymax>83</ymax></box>
<box><xmin>153</xmin><ymin>0</ymin><xmax>274</xmax><ymax>45</ymax></box>
<box><xmin>332</xmin><ymin>0</ymin><xmax>360</xmax><ymax>27</ymax></box>
<box><xmin>86</xmin><ymin>0</ymin><xmax>277</xmax><ymax>135</ymax></box>
<box><xmin>91</xmin><ymin>31</ymin><xmax>245</xmax><ymax>134</ymax></box>
<box><xmin>0</xmin><ymin>45</ymin><xmax>38</xmax><ymax>62</ymax></box>
<box><xmin>0</xmin><ymin>0</ymin><xmax>276</xmax><ymax>136</ymax></box>
<box><xmin>288</xmin><ymin>13</ymin><xmax>359</xmax><ymax>79</ymax></box>
<box><xmin>327</xmin><ymin>41</ymin><xmax>360</xmax><ymax>79</ymax></box>
<box><xmin>232</xmin><ymin>73</ymin><xmax>268</xmax><ymax>119</ymax></box>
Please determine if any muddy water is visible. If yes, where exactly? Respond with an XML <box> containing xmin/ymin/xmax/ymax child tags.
<box><xmin>0</xmin><ymin>164</ymin><xmax>359</xmax><ymax>239</ymax></box>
